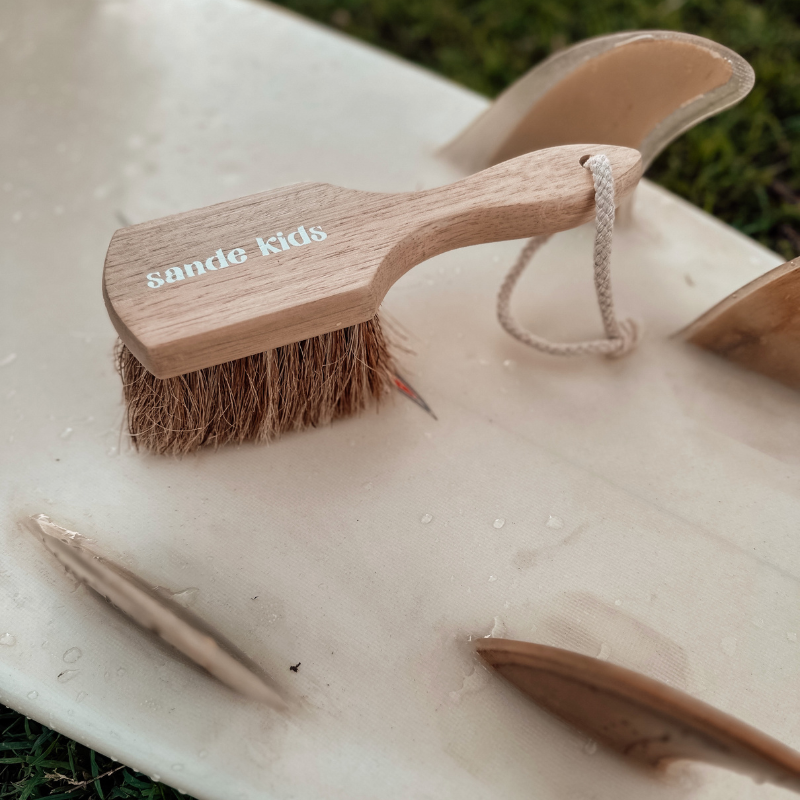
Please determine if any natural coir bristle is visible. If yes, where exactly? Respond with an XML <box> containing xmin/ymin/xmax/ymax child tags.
<box><xmin>116</xmin><ymin>316</ymin><xmax>397</xmax><ymax>456</ymax></box>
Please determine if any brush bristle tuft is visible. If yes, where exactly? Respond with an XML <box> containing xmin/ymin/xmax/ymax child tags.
<box><xmin>115</xmin><ymin>316</ymin><xmax>396</xmax><ymax>456</ymax></box>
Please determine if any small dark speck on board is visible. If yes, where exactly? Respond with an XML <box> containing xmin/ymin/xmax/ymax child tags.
<box><xmin>290</xmin><ymin>662</ymin><xmax>301</xmax><ymax>672</ymax></box>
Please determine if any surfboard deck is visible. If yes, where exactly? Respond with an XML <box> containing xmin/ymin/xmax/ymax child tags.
<box><xmin>1</xmin><ymin>2</ymin><xmax>798</xmax><ymax>798</ymax></box>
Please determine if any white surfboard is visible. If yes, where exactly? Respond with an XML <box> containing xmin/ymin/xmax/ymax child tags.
<box><xmin>1</xmin><ymin>1</ymin><xmax>798</xmax><ymax>799</ymax></box>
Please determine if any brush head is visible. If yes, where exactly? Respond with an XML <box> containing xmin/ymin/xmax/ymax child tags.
<box><xmin>116</xmin><ymin>315</ymin><xmax>396</xmax><ymax>455</ymax></box>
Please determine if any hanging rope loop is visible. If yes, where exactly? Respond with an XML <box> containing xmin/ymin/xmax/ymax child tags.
<box><xmin>496</xmin><ymin>153</ymin><xmax>641</xmax><ymax>358</ymax></box>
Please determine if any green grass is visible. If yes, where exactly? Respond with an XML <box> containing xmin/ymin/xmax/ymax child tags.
<box><xmin>2</xmin><ymin>1</ymin><xmax>799</xmax><ymax>798</ymax></box>
<box><xmin>0</xmin><ymin>707</ymin><xmax>183</xmax><ymax>799</ymax></box>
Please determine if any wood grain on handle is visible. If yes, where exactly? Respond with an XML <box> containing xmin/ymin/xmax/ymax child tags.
<box><xmin>103</xmin><ymin>144</ymin><xmax>642</xmax><ymax>377</ymax></box>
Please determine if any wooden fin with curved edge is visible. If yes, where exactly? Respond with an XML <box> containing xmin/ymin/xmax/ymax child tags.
<box><xmin>680</xmin><ymin>257</ymin><xmax>800</xmax><ymax>390</ymax></box>
<box><xmin>476</xmin><ymin>639</ymin><xmax>800</xmax><ymax>794</ymax></box>
<box><xmin>26</xmin><ymin>514</ymin><xmax>287</xmax><ymax>710</ymax></box>
<box><xmin>441</xmin><ymin>31</ymin><xmax>754</xmax><ymax>173</ymax></box>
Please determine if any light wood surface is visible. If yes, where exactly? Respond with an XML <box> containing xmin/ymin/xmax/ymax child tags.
<box><xmin>681</xmin><ymin>258</ymin><xmax>800</xmax><ymax>390</ymax></box>
<box><xmin>477</xmin><ymin>639</ymin><xmax>800</xmax><ymax>793</ymax></box>
<box><xmin>103</xmin><ymin>144</ymin><xmax>642</xmax><ymax>378</ymax></box>
<box><xmin>442</xmin><ymin>31</ymin><xmax>754</xmax><ymax>173</ymax></box>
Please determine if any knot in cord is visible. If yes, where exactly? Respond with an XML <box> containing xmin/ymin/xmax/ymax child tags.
<box><xmin>605</xmin><ymin>316</ymin><xmax>641</xmax><ymax>358</ymax></box>
<box><xmin>496</xmin><ymin>152</ymin><xmax>641</xmax><ymax>359</ymax></box>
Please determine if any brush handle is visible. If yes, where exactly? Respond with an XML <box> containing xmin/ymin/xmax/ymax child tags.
<box><xmin>104</xmin><ymin>144</ymin><xmax>641</xmax><ymax>377</ymax></box>
<box><xmin>372</xmin><ymin>145</ymin><xmax>641</xmax><ymax>297</ymax></box>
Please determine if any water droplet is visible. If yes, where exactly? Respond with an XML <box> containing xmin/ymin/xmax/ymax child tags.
<box><xmin>583</xmin><ymin>739</ymin><xmax>598</xmax><ymax>755</ymax></box>
<box><xmin>170</xmin><ymin>587</ymin><xmax>199</xmax><ymax>608</ymax></box>
<box><xmin>597</xmin><ymin>643</ymin><xmax>611</xmax><ymax>661</ymax></box>
<box><xmin>721</xmin><ymin>636</ymin><xmax>737</xmax><ymax>656</ymax></box>
<box><xmin>484</xmin><ymin>616</ymin><xmax>506</xmax><ymax>639</ymax></box>
<box><xmin>488</xmin><ymin>575</ymin><xmax>497</xmax><ymax>582</ymax></box>
<box><xmin>0</xmin><ymin>353</ymin><xmax>16</xmax><ymax>367</ymax></box>
<box><xmin>420</xmin><ymin>513</ymin><xmax>433</xmax><ymax>524</ymax></box>
<box><xmin>0</xmin><ymin>633</ymin><xmax>16</xmax><ymax>646</ymax></box>
<box><xmin>502</xmin><ymin>359</ymin><xmax>514</xmax><ymax>369</ymax></box>
<box><xmin>57</xmin><ymin>669</ymin><xmax>79</xmax><ymax>683</ymax></box>
<box><xmin>546</xmin><ymin>515</ymin><xmax>564</xmax><ymax>529</ymax></box>
<box><xmin>76</xmin><ymin>691</ymin><xmax>88</xmax><ymax>703</ymax></box>
<box><xmin>787</xmin><ymin>632</ymin><xmax>798</xmax><ymax>643</ymax></box>
<box><xmin>30</xmin><ymin>515</ymin><xmax>92</xmax><ymax>545</ymax></box>
<box><xmin>116</xmin><ymin>667</ymin><xmax>126</xmax><ymax>677</ymax></box>
<box><xmin>60</xmin><ymin>427</ymin><xmax>73</xmax><ymax>439</ymax></box>
<box><xmin>11</xmin><ymin>211</ymin><xmax>22</xmax><ymax>222</ymax></box>
<box><xmin>493</xmin><ymin>518</ymin><xmax>506</xmax><ymax>529</ymax></box>
<box><xmin>107</xmin><ymin>446</ymin><xmax>118</xmax><ymax>456</ymax></box>
<box><xmin>449</xmin><ymin>665</ymin><xmax>491</xmax><ymax>704</ymax></box>
<box><xmin>27</xmin><ymin>690</ymin><xmax>38</xmax><ymax>699</ymax></box>
<box><xmin>614</xmin><ymin>599</ymin><xmax>622</xmax><ymax>607</ymax></box>
<box><xmin>198</xmin><ymin>749</ymin><xmax>208</xmax><ymax>759</ymax></box>
<box><xmin>63</xmin><ymin>647</ymin><xmax>82</xmax><ymax>663</ymax></box>
<box><xmin>150</xmin><ymin>774</ymin><xmax>161</xmax><ymax>782</ymax></box>
<box><xmin>172</xmin><ymin>764</ymin><xmax>184</xmax><ymax>771</ymax></box>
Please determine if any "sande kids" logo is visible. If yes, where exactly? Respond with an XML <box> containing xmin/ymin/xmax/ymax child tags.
<box><xmin>145</xmin><ymin>224</ymin><xmax>327</xmax><ymax>288</ymax></box>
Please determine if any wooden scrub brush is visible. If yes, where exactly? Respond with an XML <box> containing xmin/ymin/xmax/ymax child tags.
<box><xmin>103</xmin><ymin>144</ymin><xmax>642</xmax><ymax>455</ymax></box>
